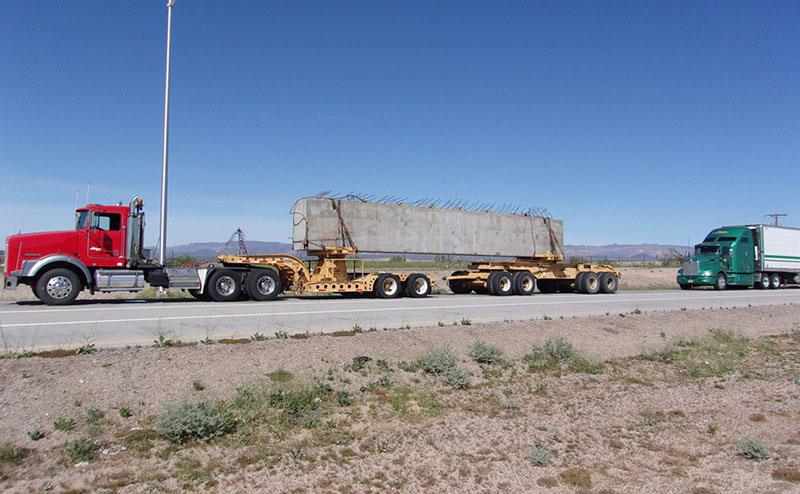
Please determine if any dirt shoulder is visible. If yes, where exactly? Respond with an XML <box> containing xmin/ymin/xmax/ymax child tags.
<box><xmin>0</xmin><ymin>304</ymin><xmax>798</xmax><ymax>493</ymax></box>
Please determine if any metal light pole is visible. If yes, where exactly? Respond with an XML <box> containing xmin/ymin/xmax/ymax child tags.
<box><xmin>159</xmin><ymin>0</ymin><xmax>175</xmax><ymax>272</ymax></box>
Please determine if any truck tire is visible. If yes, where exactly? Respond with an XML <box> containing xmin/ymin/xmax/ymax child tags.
<box><xmin>574</xmin><ymin>272</ymin><xmax>587</xmax><ymax>293</ymax></box>
<box><xmin>375</xmin><ymin>273</ymin><xmax>401</xmax><ymax>298</ymax></box>
<box><xmin>488</xmin><ymin>271</ymin><xmax>513</xmax><ymax>296</ymax></box>
<box><xmin>448</xmin><ymin>271</ymin><xmax>471</xmax><ymax>294</ymax></box>
<box><xmin>537</xmin><ymin>279</ymin><xmax>558</xmax><ymax>293</ymax></box>
<box><xmin>769</xmin><ymin>273</ymin><xmax>781</xmax><ymax>289</ymax></box>
<box><xmin>246</xmin><ymin>269</ymin><xmax>281</xmax><ymax>301</ymax></box>
<box><xmin>598</xmin><ymin>272</ymin><xmax>618</xmax><ymax>294</ymax></box>
<box><xmin>758</xmin><ymin>273</ymin><xmax>771</xmax><ymax>289</ymax></box>
<box><xmin>207</xmin><ymin>269</ymin><xmax>242</xmax><ymax>302</ymax></box>
<box><xmin>405</xmin><ymin>273</ymin><xmax>431</xmax><ymax>298</ymax></box>
<box><xmin>582</xmin><ymin>272</ymin><xmax>600</xmax><ymax>294</ymax></box>
<box><xmin>512</xmin><ymin>272</ymin><xmax>535</xmax><ymax>295</ymax></box>
<box><xmin>713</xmin><ymin>273</ymin><xmax>727</xmax><ymax>291</ymax></box>
<box><xmin>35</xmin><ymin>268</ymin><xmax>81</xmax><ymax>305</ymax></box>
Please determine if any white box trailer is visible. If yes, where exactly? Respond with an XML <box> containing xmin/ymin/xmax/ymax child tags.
<box><xmin>756</xmin><ymin>225</ymin><xmax>800</xmax><ymax>274</ymax></box>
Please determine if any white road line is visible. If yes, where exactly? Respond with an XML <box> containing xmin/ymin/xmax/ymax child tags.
<box><xmin>3</xmin><ymin>292</ymin><xmax>797</xmax><ymax>328</ymax></box>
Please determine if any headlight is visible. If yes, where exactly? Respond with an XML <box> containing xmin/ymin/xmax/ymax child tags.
<box><xmin>701</xmin><ymin>271</ymin><xmax>713</xmax><ymax>276</ymax></box>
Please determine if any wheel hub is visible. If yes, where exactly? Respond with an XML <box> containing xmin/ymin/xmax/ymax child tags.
<box><xmin>46</xmin><ymin>276</ymin><xmax>73</xmax><ymax>300</ymax></box>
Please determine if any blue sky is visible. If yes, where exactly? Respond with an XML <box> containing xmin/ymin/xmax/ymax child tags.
<box><xmin>2</xmin><ymin>1</ymin><xmax>798</xmax><ymax>249</ymax></box>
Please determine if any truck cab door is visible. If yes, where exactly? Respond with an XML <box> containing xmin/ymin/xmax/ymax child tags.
<box><xmin>87</xmin><ymin>213</ymin><xmax>124</xmax><ymax>263</ymax></box>
<box><xmin>736</xmin><ymin>235</ymin><xmax>754</xmax><ymax>273</ymax></box>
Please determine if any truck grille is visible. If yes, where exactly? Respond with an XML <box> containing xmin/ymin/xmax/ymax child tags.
<box><xmin>683</xmin><ymin>260</ymin><xmax>699</xmax><ymax>276</ymax></box>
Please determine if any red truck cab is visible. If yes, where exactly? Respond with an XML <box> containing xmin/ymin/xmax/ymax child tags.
<box><xmin>4</xmin><ymin>197</ymin><xmax>150</xmax><ymax>304</ymax></box>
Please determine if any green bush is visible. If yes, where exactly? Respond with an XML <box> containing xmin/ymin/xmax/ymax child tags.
<box><xmin>53</xmin><ymin>418</ymin><xmax>75</xmax><ymax>432</ymax></box>
<box><xmin>65</xmin><ymin>439</ymin><xmax>95</xmax><ymax>463</ymax></box>
<box><xmin>529</xmin><ymin>446</ymin><xmax>552</xmax><ymax>466</ymax></box>
<box><xmin>443</xmin><ymin>366</ymin><xmax>471</xmax><ymax>389</ymax></box>
<box><xmin>155</xmin><ymin>400</ymin><xmax>236</xmax><ymax>444</ymax></box>
<box><xmin>739</xmin><ymin>439</ymin><xmax>771</xmax><ymax>460</ymax></box>
<box><xmin>419</xmin><ymin>346</ymin><xmax>457</xmax><ymax>374</ymax></box>
<box><xmin>543</xmin><ymin>338</ymin><xmax>575</xmax><ymax>361</ymax></box>
<box><xmin>0</xmin><ymin>442</ymin><xmax>30</xmax><ymax>464</ymax></box>
<box><xmin>468</xmin><ymin>341</ymin><xmax>504</xmax><ymax>365</ymax></box>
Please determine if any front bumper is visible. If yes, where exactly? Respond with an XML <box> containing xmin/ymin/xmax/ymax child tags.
<box><xmin>4</xmin><ymin>274</ymin><xmax>18</xmax><ymax>290</ymax></box>
<box><xmin>676</xmin><ymin>275</ymin><xmax>714</xmax><ymax>286</ymax></box>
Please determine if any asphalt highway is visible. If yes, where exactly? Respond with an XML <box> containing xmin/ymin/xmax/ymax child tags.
<box><xmin>1</xmin><ymin>289</ymin><xmax>798</xmax><ymax>352</ymax></box>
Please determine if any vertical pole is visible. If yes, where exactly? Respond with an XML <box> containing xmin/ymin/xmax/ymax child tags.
<box><xmin>159</xmin><ymin>1</ymin><xmax>175</xmax><ymax>267</ymax></box>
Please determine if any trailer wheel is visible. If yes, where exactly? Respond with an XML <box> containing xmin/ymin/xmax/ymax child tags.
<box><xmin>375</xmin><ymin>273</ymin><xmax>401</xmax><ymax>298</ymax></box>
<box><xmin>246</xmin><ymin>269</ymin><xmax>281</xmax><ymax>301</ymax></box>
<box><xmin>713</xmin><ymin>273</ymin><xmax>727</xmax><ymax>291</ymax></box>
<box><xmin>448</xmin><ymin>271</ymin><xmax>472</xmax><ymax>294</ymax></box>
<box><xmin>598</xmin><ymin>272</ymin><xmax>618</xmax><ymax>294</ymax></box>
<box><xmin>512</xmin><ymin>272</ymin><xmax>535</xmax><ymax>295</ymax></box>
<box><xmin>207</xmin><ymin>269</ymin><xmax>242</xmax><ymax>302</ymax></box>
<box><xmin>758</xmin><ymin>273</ymin><xmax>771</xmax><ymax>289</ymax></box>
<box><xmin>405</xmin><ymin>273</ymin><xmax>431</xmax><ymax>298</ymax></box>
<box><xmin>769</xmin><ymin>273</ymin><xmax>781</xmax><ymax>289</ymax></box>
<box><xmin>35</xmin><ymin>268</ymin><xmax>81</xmax><ymax>305</ymax></box>
<box><xmin>537</xmin><ymin>279</ymin><xmax>558</xmax><ymax>293</ymax></box>
<box><xmin>574</xmin><ymin>272</ymin><xmax>587</xmax><ymax>293</ymax></box>
<box><xmin>582</xmin><ymin>272</ymin><xmax>600</xmax><ymax>294</ymax></box>
<box><xmin>488</xmin><ymin>271</ymin><xmax>513</xmax><ymax>296</ymax></box>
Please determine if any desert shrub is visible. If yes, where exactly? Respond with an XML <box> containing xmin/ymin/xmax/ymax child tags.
<box><xmin>443</xmin><ymin>366</ymin><xmax>471</xmax><ymax>389</ymax></box>
<box><xmin>739</xmin><ymin>439</ymin><xmax>771</xmax><ymax>460</ymax></box>
<box><xmin>543</xmin><ymin>338</ymin><xmax>575</xmax><ymax>361</ymax></box>
<box><xmin>568</xmin><ymin>357</ymin><xmax>604</xmax><ymax>374</ymax></box>
<box><xmin>85</xmin><ymin>408</ymin><xmax>104</xmax><ymax>425</ymax></box>
<box><xmin>419</xmin><ymin>346</ymin><xmax>457</xmax><ymax>374</ymax></box>
<box><xmin>0</xmin><ymin>442</ymin><xmax>30</xmax><ymax>464</ymax></box>
<box><xmin>65</xmin><ymin>439</ymin><xmax>95</xmax><ymax>463</ymax></box>
<box><xmin>529</xmin><ymin>446</ymin><xmax>552</xmax><ymax>467</ymax></box>
<box><xmin>468</xmin><ymin>341</ymin><xmax>504</xmax><ymax>365</ymax></box>
<box><xmin>156</xmin><ymin>400</ymin><xmax>236</xmax><ymax>444</ymax></box>
<box><xmin>269</xmin><ymin>383</ymin><xmax>332</xmax><ymax>418</ymax></box>
<box><xmin>53</xmin><ymin>418</ymin><xmax>75</xmax><ymax>432</ymax></box>
<box><xmin>680</xmin><ymin>330</ymin><xmax>750</xmax><ymax>378</ymax></box>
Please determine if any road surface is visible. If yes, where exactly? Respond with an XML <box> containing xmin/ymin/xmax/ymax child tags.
<box><xmin>1</xmin><ymin>289</ymin><xmax>798</xmax><ymax>352</ymax></box>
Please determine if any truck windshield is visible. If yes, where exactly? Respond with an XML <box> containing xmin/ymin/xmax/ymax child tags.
<box><xmin>696</xmin><ymin>245</ymin><xmax>719</xmax><ymax>255</ymax></box>
<box><xmin>75</xmin><ymin>211</ymin><xmax>88</xmax><ymax>230</ymax></box>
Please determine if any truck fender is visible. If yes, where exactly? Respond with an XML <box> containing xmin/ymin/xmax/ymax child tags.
<box><xmin>21</xmin><ymin>255</ymin><xmax>92</xmax><ymax>287</ymax></box>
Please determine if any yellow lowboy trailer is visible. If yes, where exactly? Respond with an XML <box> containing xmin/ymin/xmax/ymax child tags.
<box><xmin>446</xmin><ymin>254</ymin><xmax>621</xmax><ymax>296</ymax></box>
<box><xmin>217</xmin><ymin>247</ymin><xmax>435</xmax><ymax>299</ymax></box>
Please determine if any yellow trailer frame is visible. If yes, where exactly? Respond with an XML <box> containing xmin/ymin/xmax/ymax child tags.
<box><xmin>217</xmin><ymin>247</ymin><xmax>435</xmax><ymax>298</ymax></box>
<box><xmin>446</xmin><ymin>255</ymin><xmax>620</xmax><ymax>296</ymax></box>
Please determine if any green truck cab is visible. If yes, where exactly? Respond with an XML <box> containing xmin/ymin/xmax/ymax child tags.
<box><xmin>677</xmin><ymin>227</ymin><xmax>756</xmax><ymax>290</ymax></box>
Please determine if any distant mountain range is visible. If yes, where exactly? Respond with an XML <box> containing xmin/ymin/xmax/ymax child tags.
<box><xmin>163</xmin><ymin>241</ymin><xmax>688</xmax><ymax>262</ymax></box>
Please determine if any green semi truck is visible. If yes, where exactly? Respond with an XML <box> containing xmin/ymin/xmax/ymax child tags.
<box><xmin>677</xmin><ymin>224</ymin><xmax>800</xmax><ymax>290</ymax></box>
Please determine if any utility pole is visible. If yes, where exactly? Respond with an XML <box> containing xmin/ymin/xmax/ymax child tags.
<box><xmin>764</xmin><ymin>213</ymin><xmax>787</xmax><ymax>226</ymax></box>
<box><xmin>158</xmin><ymin>0</ymin><xmax>176</xmax><ymax>295</ymax></box>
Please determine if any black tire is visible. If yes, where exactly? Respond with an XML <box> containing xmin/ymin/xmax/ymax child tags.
<box><xmin>758</xmin><ymin>273</ymin><xmax>771</xmax><ymax>289</ymax></box>
<box><xmin>375</xmin><ymin>273</ymin><xmax>401</xmax><ymax>299</ymax></box>
<box><xmin>405</xmin><ymin>273</ymin><xmax>431</xmax><ymax>298</ymax></box>
<box><xmin>582</xmin><ymin>272</ymin><xmax>600</xmax><ymax>294</ymax></box>
<box><xmin>245</xmin><ymin>269</ymin><xmax>281</xmax><ymax>301</ymax></box>
<box><xmin>448</xmin><ymin>271</ymin><xmax>471</xmax><ymax>294</ymax></box>
<box><xmin>207</xmin><ymin>269</ymin><xmax>242</xmax><ymax>302</ymax></box>
<box><xmin>598</xmin><ymin>272</ymin><xmax>618</xmax><ymax>294</ymax></box>
<box><xmin>769</xmin><ymin>273</ymin><xmax>781</xmax><ymax>289</ymax></box>
<box><xmin>574</xmin><ymin>272</ymin><xmax>587</xmax><ymax>294</ymax></box>
<box><xmin>713</xmin><ymin>273</ymin><xmax>727</xmax><ymax>291</ymax></box>
<box><xmin>679</xmin><ymin>283</ymin><xmax>692</xmax><ymax>290</ymax></box>
<box><xmin>35</xmin><ymin>268</ymin><xmax>81</xmax><ymax>305</ymax></box>
<box><xmin>537</xmin><ymin>279</ymin><xmax>558</xmax><ymax>293</ymax></box>
<box><xmin>512</xmin><ymin>272</ymin><xmax>535</xmax><ymax>295</ymax></box>
<box><xmin>488</xmin><ymin>271</ymin><xmax>513</xmax><ymax>296</ymax></box>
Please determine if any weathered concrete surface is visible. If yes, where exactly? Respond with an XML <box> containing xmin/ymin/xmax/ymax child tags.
<box><xmin>292</xmin><ymin>198</ymin><xmax>564</xmax><ymax>258</ymax></box>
